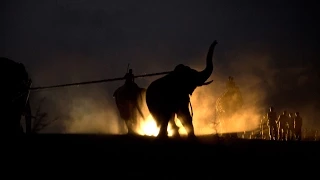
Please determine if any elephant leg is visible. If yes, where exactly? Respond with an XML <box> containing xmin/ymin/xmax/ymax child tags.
<box><xmin>135</xmin><ymin>100</ymin><xmax>145</xmax><ymax>121</ymax></box>
<box><xmin>124</xmin><ymin>119</ymin><xmax>134</xmax><ymax>134</ymax></box>
<box><xmin>126</xmin><ymin>103</ymin><xmax>138</xmax><ymax>134</ymax></box>
<box><xmin>154</xmin><ymin>112</ymin><xmax>171</xmax><ymax>139</ymax></box>
<box><xmin>135</xmin><ymin>89</ymin><xmax>146</xmax><ymax>120</ymax></box>
<box><xmin>177</xmin><ymin>105</ymin><xmax>196</xmax><ymax>139</ymax></box>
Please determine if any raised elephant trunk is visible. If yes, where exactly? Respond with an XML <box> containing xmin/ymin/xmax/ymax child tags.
<box><xmin>197</xmin><ymin>41</ymin><xmax>218</xmax><ymax>86</ymax></box>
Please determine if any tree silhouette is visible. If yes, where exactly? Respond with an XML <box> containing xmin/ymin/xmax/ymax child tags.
<box><xmin>30</xmin><ymin>97</ymin><xmax>59</xmax><ymax>133</ymax></box>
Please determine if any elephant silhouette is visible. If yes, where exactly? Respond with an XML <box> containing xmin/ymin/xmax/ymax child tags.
<box><xmin>113</xmin><ymin>82</ymin><xmax>147</xmax><ymax>134</ymax></box>
<box><xmin>1</xmin><ymin>57</ymin><xmax>32</xmax><ymax>134</ymax></box>
<box><xmin>145</xmin><ymin>40</ymin><xmax>218</xmax><ymax>139</ymax></box>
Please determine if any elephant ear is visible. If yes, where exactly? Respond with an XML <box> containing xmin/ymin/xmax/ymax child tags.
<box><xmin>173</xmin><ymin>64</ymin><xmax>199</xmax><ymax>95</ymax></box>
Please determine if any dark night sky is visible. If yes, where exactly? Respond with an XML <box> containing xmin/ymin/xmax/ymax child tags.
<box><xmin>1</xmin><ymin>0</ymin><xmax>319</xmax><ymax>133</ymax></box>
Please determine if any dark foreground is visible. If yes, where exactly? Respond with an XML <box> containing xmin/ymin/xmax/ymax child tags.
<box><xmin>20</xmin><ymin>134</ymin><xmax>320</xmax><ymax>156</ymax></box>
<box><xmin>16</xmin><ymin>134</ymin><xmax>320</xmax><ymax>175</ymax></box>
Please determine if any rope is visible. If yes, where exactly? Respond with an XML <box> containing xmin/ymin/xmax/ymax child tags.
<box><xmin>29</xmin><ymin>71</ymin><xmax>173</xmax><ymax>91</ymax></box>
<box><xmin>10</xmin><ymin>70</ymin><xmax>172</xmax><ymax>101</ymax></box>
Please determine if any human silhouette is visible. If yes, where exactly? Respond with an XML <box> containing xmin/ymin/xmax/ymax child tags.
<box><xmin>288</xmin><ymin>112</ymin><xmax>295</xmax><ymax>140</ymax></box>
<box><xmin>294</xmin><ymin>112</ymin><xmax>302</xmax><ymax>141</ymax></box>
<box><xmin>124</xmin><ymin>69</ymin><xmax>135</xmax><ymax>85</ymax></box>
<box><xmin>123</xmin><ymin>69</ymin><xmax>140</xmax><ymax>100</ymax></box>
<box><xmin>267</xmin><ymin>106</ymin><xmax>278</xmax><ymax>140</ymax></box>
<box><xmin>226</xmin><ymin>76</ymin><xmax>236</xmax><ymax>89</ymax></box>
<box><xmin>278</xmin><ymin>111</ymin><xmax>289</xmax><ymax>141</ymax></box>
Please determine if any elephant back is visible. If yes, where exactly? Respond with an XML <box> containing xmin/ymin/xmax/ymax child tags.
<box><xmin>113</xmin><ymin>82</ymin><xmax>147</xmax><ymax>126</ymax></box>
<box><xmin>114</xmin><ymin>83</ymin><xmax>144</xmax><ymax>101</ymax></box>
<box><xmin>1</xmin><ymin>57</ymin><xmax>31</xmax><ymax>133</ymax></box>
<box><xmin>1</xmin><ymin>58</ymin><xmax>30</xmax><ymax>100</ymax></box>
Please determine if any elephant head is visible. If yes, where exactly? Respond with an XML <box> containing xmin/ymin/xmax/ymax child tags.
<box><xmin>171</xmin><ymin>40</ymin><xmax>217</xmax><ymax>96</ymax></box>
<box><xmin>1</xmin><ymin>57</ymin><xmax>32</xmax><ymax>134</ymax></box>
<box><xmin>145</xmin><ymin>40</ymin><xmax>218</xmax><ymax>139</ymax></box>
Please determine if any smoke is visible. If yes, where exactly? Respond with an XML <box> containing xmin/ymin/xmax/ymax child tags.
<box><xmin>8</xmin><ymin>1</ymin><xmax>318</xmax><ymax>134</ymax></box>
<box><xmin>30</xmin><ymin>84</ymin><xmax>125</xmax><ymax>134</ymax></box>
<box><xmin>183</xmin><ymin>50</ymin><xmax>272</xmax><ymax>135</ymax></box>
<box><xmin>189</xmin><ymin>47</ymin><xmax>320</xmax><ymax>134</ymax></box>
<box><xmin>63</xmin><ymin>96</ymin><xmax>121</xmax><ymax>134</ymax></box>
<box><xmin>112</xmin><ymin>48</ymin><xmax>277</xmax><ymax>136</ymax></box>
<box><xmin>28</xmin><ymin>44</ymin><xmax>319</xmax><ymax>135</ymax></box>
<box><xmin>27</xmin><ymin>52</ymin><xmax>129</xmax><ymax>134</ymax></box>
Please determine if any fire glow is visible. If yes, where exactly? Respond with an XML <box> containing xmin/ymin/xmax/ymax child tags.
<box><xmin>136</xmin><ymin>114</ymin><xmax>187</xmax><ymax>137</ymax></box>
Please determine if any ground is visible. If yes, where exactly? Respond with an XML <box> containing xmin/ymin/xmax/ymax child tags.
<box><xmin>18</xmin><ymin>134</ymin><xmax>320</xmax><ymax>176</ymax></box>
<box><xmin>20</xmin><ymin>134</ymin><xmax>320</xmax><ymax>160</ymax></box>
